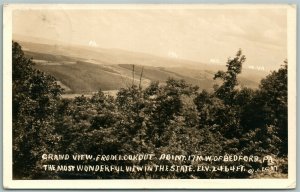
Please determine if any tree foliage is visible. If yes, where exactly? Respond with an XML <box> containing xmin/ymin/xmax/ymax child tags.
<box><xmin>12</xmin><ymin>44</ymin><xmax>288</xmax><ymax>179</ymax></box>
<box><xmin>213</xmin><ymin>49</ymin><xmax>246</xmax><ymax>103</ymax></box>
<box><xmin>12</xmin><ymin>42</ymin><xmax>63</xmax><ymax>178</ymax></box>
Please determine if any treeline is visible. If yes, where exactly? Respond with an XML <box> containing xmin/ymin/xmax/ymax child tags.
<box><xmin>12</xmin><ymin>42</ymin><xmax>288</xmax><ymax>179</ymax></box>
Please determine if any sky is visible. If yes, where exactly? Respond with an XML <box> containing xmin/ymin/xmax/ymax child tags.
<box><xmin>12</xmin><ymin>7</ymin><xmax>287</xmax><ymax>70</ymax></box>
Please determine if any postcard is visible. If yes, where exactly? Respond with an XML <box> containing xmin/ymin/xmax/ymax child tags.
<box><xmin>3</xmin><ymin>4</ymin><xmax>296</xmax><ymax>189</ymax></box>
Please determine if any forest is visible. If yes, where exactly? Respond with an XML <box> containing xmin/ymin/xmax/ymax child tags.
<box><xmin>12</xmin><ymin>41</ymin><xmax>288</xmax><ymax>179</ymax></box>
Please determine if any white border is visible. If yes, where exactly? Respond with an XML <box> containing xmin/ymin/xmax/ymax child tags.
<box><xmin>3</xmin><ymin>4</ymin><xmax>297</xmax><ymax>189</ymax></box>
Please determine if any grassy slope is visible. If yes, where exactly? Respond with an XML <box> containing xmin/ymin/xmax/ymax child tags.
<box><xmin>34</xmin><ymin>62</ymin><xmax>130</xmax><ymax>93</ymax></box>
<box><xmin>118</xmin><ymin>64</ymin><xmax>217</xmax><ymax>90</ymax></box>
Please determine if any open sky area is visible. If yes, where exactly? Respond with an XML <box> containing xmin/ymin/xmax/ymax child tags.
<box><xmin>13</xmin><ymin>6</ymin><xmax>287</xmax><ymax>70</ymax></box>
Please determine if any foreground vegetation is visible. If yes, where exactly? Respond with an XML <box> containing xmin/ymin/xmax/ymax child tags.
<box><xmin>13</xmin><ymin>41</ymin><xmax>288</xmax><ymax>179</ymax></box>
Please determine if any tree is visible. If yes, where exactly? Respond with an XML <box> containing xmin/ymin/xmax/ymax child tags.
<box><xmin>213</xmin><ymin>49</ymin><xmax>246</xmax><ymax>104</ymax></box>
<box><xmin>195</xmin><ymin>50</ymin><xmax>246</xmax><ymax>140</ymax></box>
<box><xmin>12</xmin><ymin>41</ymin><xmax>63</xmax><ymax>178</ymax></box>
<box><xmin>257</xmin><ymin>62</ymin><xmax>288</xmax><ymax>155</ymax></box>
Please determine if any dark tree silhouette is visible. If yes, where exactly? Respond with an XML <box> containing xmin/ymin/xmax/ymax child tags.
<box><xmin>12</xmin><ymin>41</ymin><xmax>63</xmax><ymax>178</ymax></box>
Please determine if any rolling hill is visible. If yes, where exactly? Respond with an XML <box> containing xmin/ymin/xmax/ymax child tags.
<box><xmin>15</xmin><ymin>39</ymin><xmax>268</xmax><ymax>96</ymax></box>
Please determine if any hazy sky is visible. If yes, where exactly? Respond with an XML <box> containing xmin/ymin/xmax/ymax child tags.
<box><xmin>13</xmin><ymin>8</ymin><xmax>287</xmax><ymax>70</ymax></box>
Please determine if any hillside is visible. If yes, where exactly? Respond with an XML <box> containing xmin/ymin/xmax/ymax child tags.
<box><xmin>17</xmin><ymin>40</ymin><xmax>267</xmax><ymax>95</ymax></box>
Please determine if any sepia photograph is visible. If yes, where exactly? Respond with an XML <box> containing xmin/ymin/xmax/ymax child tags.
<box><xmin>3</xmin><ymin>4</ymin><xmax>296</xmax><ymax>189</ymax></box>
